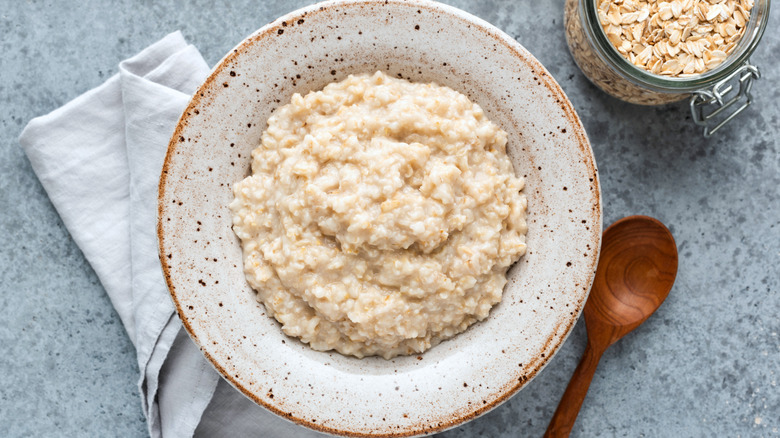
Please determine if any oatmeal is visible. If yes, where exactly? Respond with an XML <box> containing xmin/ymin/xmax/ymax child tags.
<box><xmin>230</xmin><ymin>71</ymin><xmax>527</xmax><ymax>359</ymax></box>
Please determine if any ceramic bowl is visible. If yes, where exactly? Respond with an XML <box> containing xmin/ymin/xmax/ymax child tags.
<box><xmin>158</xmin><ymin>0</ymin><xmax>601</xmax><ymax>436</ymax></box>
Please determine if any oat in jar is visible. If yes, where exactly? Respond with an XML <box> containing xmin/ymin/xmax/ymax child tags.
<box><xmin>564</xmin><ymin>0</ymin><xmax>769</xmax><ymax>135</ymax></box>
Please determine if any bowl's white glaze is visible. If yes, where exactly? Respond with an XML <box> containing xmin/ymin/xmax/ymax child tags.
<box><xmin>158</xmin><ymin>1</ymin><xmax>601</xmax><ymax>436</ymax></box>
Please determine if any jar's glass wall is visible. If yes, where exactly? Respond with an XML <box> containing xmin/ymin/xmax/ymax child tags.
<box><xmin>564</xmin><ymin>0</ymin><xmax>688</xmax><ymax>105</ymax></box>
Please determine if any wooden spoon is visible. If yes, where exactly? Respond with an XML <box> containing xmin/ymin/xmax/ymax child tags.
<box><xmin>544</xmin><ymin>215</ymin><xmax>678</xmax><ymax>437</ymax></box>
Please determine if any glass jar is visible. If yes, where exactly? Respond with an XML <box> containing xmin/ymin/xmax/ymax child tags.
<box><xmin>564</xmin><ymin>0</ymin><xmax>770</xmax><ymax>136</ymax></box>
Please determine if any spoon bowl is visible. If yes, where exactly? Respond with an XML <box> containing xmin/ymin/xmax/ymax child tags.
<box><xmin>585</xmin><ymin>215</ymin><xmax>679</xmax><ymax>346</ymax></box>
<box><xmin>545</xmin><ymin>215</ymin><xmax>678</xmax><ymax>437</ymax></box>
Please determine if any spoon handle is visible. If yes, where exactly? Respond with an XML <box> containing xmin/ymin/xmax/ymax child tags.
<box><xmin>544</xmin><ymin>341</ymin><xmax>606</xmax><ymax>438</ymax></box>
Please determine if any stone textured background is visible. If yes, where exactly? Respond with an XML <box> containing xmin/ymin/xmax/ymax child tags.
<box><xmin>1</xmin><ymin>0</ymin><xmax>777</xmax><ymax>436</ymax></box>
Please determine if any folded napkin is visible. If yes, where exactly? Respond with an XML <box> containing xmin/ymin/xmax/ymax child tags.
<box><xmin>19</xmin><ymin>31</ymin><xmax>324</xmax><ymax>438</ymax></box>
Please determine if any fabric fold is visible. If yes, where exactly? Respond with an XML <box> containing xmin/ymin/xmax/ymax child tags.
<box><xmin>118</xmin><ymin>34</ymin><xmax>214</xmax><ymax>432</ymax></box>
<box><xmin>20</xmin><ymin>74</ymin><xmax>136</xmax><ymax>344</ymax></box>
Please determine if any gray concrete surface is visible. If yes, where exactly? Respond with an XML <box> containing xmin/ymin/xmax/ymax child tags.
<box><xmin>2</xmin><ymin>0</ymin><xmax>778</xmax><ymax>437</ymax></box>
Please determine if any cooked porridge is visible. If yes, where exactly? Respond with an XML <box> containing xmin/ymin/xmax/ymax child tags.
<box><xmin>230</xmin><ymin>71</ymin><xmax>528</xmax><ymax>359</ymax></box>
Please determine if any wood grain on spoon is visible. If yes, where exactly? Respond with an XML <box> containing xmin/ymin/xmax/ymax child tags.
<box><xmin>544</xmin><ymin>215</ymin><xmax>678</xmax><ymax>438</ymax></box>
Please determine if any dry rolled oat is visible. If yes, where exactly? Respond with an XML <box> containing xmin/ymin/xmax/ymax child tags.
<box><xmin>598</xmin><ymin>0</ymin><xmax>754</xmax><ymax>76</ymax></box>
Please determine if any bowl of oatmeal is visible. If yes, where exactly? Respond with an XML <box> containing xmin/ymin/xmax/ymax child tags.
<box><xmin>158</xmin><ymin>0</ymin><xmax>601</xmax><ymax>436</ymax></box>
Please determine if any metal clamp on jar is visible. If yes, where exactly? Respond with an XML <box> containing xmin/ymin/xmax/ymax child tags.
<box><xmin>564</xmin><ymin>0</ymin><xmax>769</xmax><ymax>137</ymax></box>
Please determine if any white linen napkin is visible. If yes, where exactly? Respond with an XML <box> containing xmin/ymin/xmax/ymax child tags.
<box><xmin>19</xmin><ymin>31</ymin><xmax>324</xmax><ymax>438</ymax></box>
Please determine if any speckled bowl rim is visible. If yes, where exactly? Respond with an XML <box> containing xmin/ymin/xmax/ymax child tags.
<box><xmin>158</xmin><ymin>1</ymin><xmax>601</xmax><ymax>436</ymax></box>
